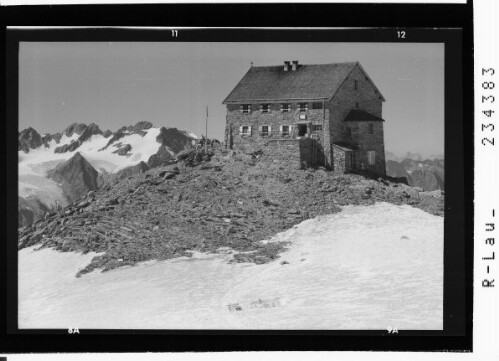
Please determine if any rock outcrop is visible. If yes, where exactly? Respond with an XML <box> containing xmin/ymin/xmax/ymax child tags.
<box><xmin>147</xmin><ymin>145</ymin><xmax>175</xmax><ymax>168</ymax></box>
<box><xmin>116</xmin><ymin>161</ymin><xmax>150</xmax><ymax>180</ymax></box>
<box><xmin>112</xmin><ymin>144</ymin><xmax>132</xmax><ymax>156</ymax></box>
<box><xmin>156</xmin><ymin>127</ymin><xmax>193</xmax><ymax>154</ymax></box>
<box><xmin>46</xmin><ymin>152</ymin><xmax>99</xmax><ymax>203</ymax></box>
<box><xmin>18</xmin><ymin>196</ymin><xmax>51</xmax><ymax>228</ymax></box>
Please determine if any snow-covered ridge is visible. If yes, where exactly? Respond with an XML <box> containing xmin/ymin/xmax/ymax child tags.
<box><xmin>19</xmin><ymin>124</ymin><xmax>199</xmax><ymax>175</ymax></box>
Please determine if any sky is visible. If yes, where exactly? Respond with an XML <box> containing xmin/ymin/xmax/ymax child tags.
<box><xmin>19</xmin><ymin>42</ymin><xmax>444</xmax><ymax>158</ymax></box>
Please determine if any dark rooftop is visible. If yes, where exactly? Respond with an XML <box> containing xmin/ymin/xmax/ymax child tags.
<box><xmin>224</xmin><ymin>62</ymin><xmax>384</xmax><ymax>104</ymax></box>
<box><xmin>343</xmin><ymin>109</ymin><xmax>385</xmax><ymax>122</ymax></box>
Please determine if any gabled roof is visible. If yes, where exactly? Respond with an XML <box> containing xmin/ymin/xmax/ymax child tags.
<box><xmin>223</xmin><ymin>62</ymin><xmax>385</xmax><ymax>104</ymax></box>
<box><xmin>344</xmin><ymin>109</ymin><xmax>385</xmax><ymax>122</ymax></box>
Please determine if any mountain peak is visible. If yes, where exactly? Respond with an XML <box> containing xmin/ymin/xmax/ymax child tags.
<box><xmin>47</xmin><ymin>152</ymin><xmax>98</xmax><ymax>203</ymax></box>
<box><xmin>64</xmin><ymin>123</ymin><xmax>88</xmax><ymax>137</ymax></box>
<box><xmin>19</xmin><ymin>127</ymin><xmax>42</xmax><ymax>152</ymax></box>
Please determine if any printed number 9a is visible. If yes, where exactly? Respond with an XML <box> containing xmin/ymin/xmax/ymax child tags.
<box><xmin>387</xmin><ymin>326</ymin><xmax>398</xmax><ymax>334</ymax></box>
<box><xmin>397</xmin><ymin>31</ymin><xmax>406</xmax><ymax>39</ymax></box>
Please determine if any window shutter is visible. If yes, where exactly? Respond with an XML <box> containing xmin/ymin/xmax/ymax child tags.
<box><xmin>239</xmin><ymin>126</ymin><xmax>243</xmax><ymax>134</ymax></box>
<box><xmin>279</xmin><ymin>125</ymin><xmax>283</xmax><ymax>133</ymax></box>
<box><xmin>240</xmin><ymin>105</ymin><xmax>243</xmax><ymax>113</ymax></box>
<box><xmin>289</xmin><ymin>125</ymin><xmax>294</xmax><ymax>135</ymax></box>
<box><xmin>248</xmin><ymin>126</ymin><xmax>252</xmax><ymax>135</ymax></box>
<box><xmin>248</xmin><ymin>105</ymin><xmax>252</xmax><ymax>113</ymax></box>
<box><xmin>258</xmin><ymin>125</ymin><xmax>262</xmax><ymax>132</ymax></box>
<box><xmin>268</xmin><ymin>126</ymin><xmax>272</xmax><ymax>134</ymax></box>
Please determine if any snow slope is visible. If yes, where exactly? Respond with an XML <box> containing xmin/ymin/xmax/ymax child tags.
<box><xmin>18</xmin><ymin>203</ymin><xmax>443</xmax><ymax>330</ymax></box>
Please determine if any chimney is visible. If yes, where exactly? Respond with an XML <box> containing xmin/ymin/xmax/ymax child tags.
<box><xmin>291</xmin><ymin>60</ymin><xmax>299</xmax><ymax>71</ymax></box>
<box><xmin>284</xmin><ymin>61</ymin><xmax>290</xmax><ymax>72</ymax></box>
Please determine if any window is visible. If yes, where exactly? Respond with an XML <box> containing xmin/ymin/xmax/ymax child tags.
<box><xmin>312</xmin><ymin>102</ymin><xmax>323</xmax><ymax>110</ymax></box>
<box><xmin>261</xmin><ymin>104</ymin><xmax>269</xmax><ymax>113</ymax></box>
<box><xmin>240</xmin><ymin>125</ymin><xmax>251</xmax><ymax>136</ymax></box>
<box><xmin>281</xmin><ymin>125</ymin><xmax>290</xmax><ymax>136</ymax></box>
<box><xmin>367</xmin><ymin>151</ymin><xmax>376</xmax><ymax>165</ymax></box>
<box><xmin>260</xmin><ymin>125</ymin><xmax>270</xmax><ymax>136</ymax></box>
<box><xmin>298</xmin><ymin>103</ymin><xmax>308</xmax><ymax>112</ymax></box>
<box><xmin>241</xmin><ymin>104</ymin><xmax>251</xmax><ymax>114</ymax></box>
<box><xmin>346</xmin><ymin>127</ymin><xmax>352</xmax><ymax>137</ymax></box>
<box><xmin>368</xmin><ymin>124</ymin><xmax>374</xmax><ymax>134</ymax></box>
<box><xmin>354</xmin><ymin>80</ymin><xmax>358</xmax><ymax>90</ymax></box>
<box><xmin>312</xmin><ymin>124</ymin><xmax>323</xmax><ymax>132</ymax></box>
<box><xmin>355</xmin><ymin>102</ymin><xmax>359</xmax><ymax>108</ymax></box>
<box><xmin>281</xmin><ymin>103</ymin><xmax>290</xmax><ymax>112</ymax></box>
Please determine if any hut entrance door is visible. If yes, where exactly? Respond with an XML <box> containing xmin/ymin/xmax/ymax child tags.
<box><xmin>297</xmin><ymin>123</ymin><xmax>307</xmax><ymax>137</ymax></box>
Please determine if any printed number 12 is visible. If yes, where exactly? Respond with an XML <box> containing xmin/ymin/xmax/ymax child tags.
<box><xmin>397</xmin><ymin>31</ymin><xmax>406</xmax><ymax>39</ymax></box>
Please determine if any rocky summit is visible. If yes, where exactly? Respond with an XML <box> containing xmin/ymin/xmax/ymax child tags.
<box><xmin>18</xmin><ymin>127</ymin><xmax>43</xmax><ymax>153</ymax></box>
<box><xmin>18</xmin><ymin>148</ymin><xmax>444</xmax><ymax>278</ymax></box>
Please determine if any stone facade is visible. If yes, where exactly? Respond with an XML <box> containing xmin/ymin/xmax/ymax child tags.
<box><xmin>332</xmin><ymin>145</ymin><xmax>347</xmax><ymax>175</ymax></box>
<box><xmin>224</xmin><ymin>63</ymin><xmax>386</xmax><ymax>176</ymax></box>
<box><xmin>264</xmin><ymin>138</ymin><xmax>318</xmax><ymax>169</ymax></box>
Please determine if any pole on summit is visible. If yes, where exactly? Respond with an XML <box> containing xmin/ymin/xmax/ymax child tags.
<box><xmin>205</xmin><ymin>106</ymin><xmax>208</xmax><ymax>153</ymax></box>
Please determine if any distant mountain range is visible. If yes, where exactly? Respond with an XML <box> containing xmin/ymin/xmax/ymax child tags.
<box><xmin>18</xmin><ymin>121</ymin><xmax>199</xmax><ymax>227</ymax></box>
<box><xmin>385</xmin><ymin>151</ymin><xmax>444</xmax><ymax>191</ymax></box>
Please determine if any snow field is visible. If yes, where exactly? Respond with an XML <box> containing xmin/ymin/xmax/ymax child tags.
<box><xmin>18</xmin><ymin>203</ymin><xmax>443</xmax><ymax>330</ymax></box>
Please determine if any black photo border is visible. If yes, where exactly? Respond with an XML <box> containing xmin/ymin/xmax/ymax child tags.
<box><xmin>1</xmin><ymin>2</ymin><xmax>473</xmax><ymax>353</ymax></box>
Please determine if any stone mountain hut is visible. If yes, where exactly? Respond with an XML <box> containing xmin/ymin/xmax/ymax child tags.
<box><xmin>223</xmin><ymin>61</ymin><xmax>387</xmax><ymax>176</ymax></box>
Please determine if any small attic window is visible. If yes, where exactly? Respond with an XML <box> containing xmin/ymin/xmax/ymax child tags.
<box><xmin>261</xmin><ymin>104</ymin><xmax>269</xmax><ymax>113</ymax></box>
<box><xmin>346</xmin><ymin>127</ymin><xmax>352</xmax><ymax>137</ymax></box>
<box><xmin>368</xmin><ymin>124</ymin><xmax>374</xmax><ymax>134</ymax></box>
<box><xmin>355</xmin><ymin>102</ymin><xmax>359</xmax><ymax>108</ymax></box>
<box><xmin>312</xmin><ymin>102</ymin><xmax>323</xmax><ymax>110</ymax></box>
<box><xmin>354</xmin><ymin>80</ymin><xmax>358</xmax><ymax>90</ymax></box>
<box><xmin>241</xmin><ymin>104</ymin><xmax>251</xmax><ymax>114</ymax></box>
<box><xmin>299</xmin><ymin>103</ymin><xmax>308</xmax><ymax>112</ymax></box>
